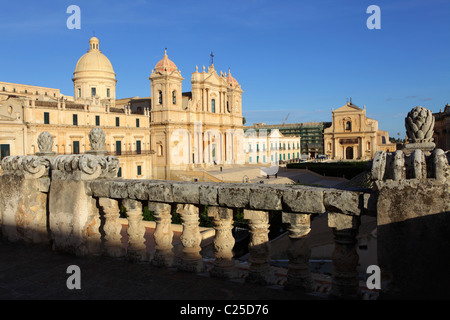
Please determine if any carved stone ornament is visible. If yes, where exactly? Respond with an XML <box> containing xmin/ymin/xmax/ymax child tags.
<box><xmin>51</xmin><ymin>154</ymin><xmax>119</xmax><ymax>180</ymax></box>
<box><xmin>405</xmin><ymin>106</ymin><xmax>435</xmax><ymax>143</ymax></box>
<box><xmin>87</xmin><ymin>127</ymin><xmax>107</xmax><ymax>155</ymax></box>
<box><xmin>1</xmin><ymin>155</ymin><xmax>51</xmax><ymax>178</ymax></box>
<box><xmin>36</xmin><ymin>131</ymin><xmax>56</xmax><ymax>156</ymax></box>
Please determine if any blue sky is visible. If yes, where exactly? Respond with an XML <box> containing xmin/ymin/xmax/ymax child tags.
<box><xmin>1</xmin><ymin>0</ymin><xmax>449</xmax><ymax>138</ymax></box>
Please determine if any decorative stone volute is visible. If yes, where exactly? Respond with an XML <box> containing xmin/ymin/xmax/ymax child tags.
<box><xmin>48</xmin><ymin>128</ymin><xmax>118</xmax><ymax>180</ymax></box>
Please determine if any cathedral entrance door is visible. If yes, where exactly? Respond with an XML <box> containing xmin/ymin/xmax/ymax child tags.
<box><xmin>345</xmin><ymin>146</ymin><xmax>354</xmax><ymax>160</ymax></box>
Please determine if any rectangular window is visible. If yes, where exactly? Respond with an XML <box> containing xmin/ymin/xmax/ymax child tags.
<box><xmin>73</xmin><ymin>141</ymin><xmax>80</xmax><ymax>154</ymax></box>
<box><xmin>211</xmin><ymin>99</ymin><xmax>216</xmax><ymax>113</ymax></box>
<box><xmin>117</xmin><ymin>167</ymin><xmax>122</xmax><ymax>178</ymax></box>
<box><xmin>44</xmin><ymin>112</ymin><xmax>50</xmax><ymax>124</ymax></box>
<box><xmin>137</xmin><ymin>165</ymin><xmax>142</xmax><ymax>176</ymax></box>
<box><xmin>73</xmin><ymin>114</ymin><xmax>78</xmax><ymax>126</ymax></box>
<box><xmin>0</xmin><ymin>144</ymin><xmax>10</xmax><ymax>160</ymax></box>
<box><xmin>78</xmin><ymin>88</ymin><xmax>81</xmax><ymax>98</ymax></box>
<box><xmin>116</xmin><ymin>141</ymin><xmax>122</xmax><ymax>155</ymax></box>
<box><xmin>136</xmin><ymin>118</ymin><xmax>140</xmax><ymax>128</ymax></box>
<box><xmin>115</xmin><ymin>117</ymin><xmax>120</xmax><ymax>127</ymax></box>
<box><xmin>136</xmin><ymin>140</ymin><xmax>141</xmax><ymax>154</ymax></box>
<box><xmin>106</xmin><ymin>88</ymin><xmax>110</xmax><ymax>98</ymax></box>
<box><xmin>95</xmin><ymin>115</ymin><xmax>100</xmax><ymax>126</ymax></box>
<box><xmin>91</xmin><ymin>87</ymin><xmax>96</xmax><ymax>97</ymax></box>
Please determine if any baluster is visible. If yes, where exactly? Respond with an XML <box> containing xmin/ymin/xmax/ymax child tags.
<box><xmin>244</xmin><ymin>209</ymin><xmax>271</xmax><ymax>285</ymax></box>
<box><xmin>282</xmin><ymin>212</ymin><xmax>314</xmax><ymax>292</ymax></box>
<box><xmin>123</xmin><ymin>199</ymin><xmax>148</xmax><ymax>262</ymax></box>
<box><xmin>148</xmin><ymin>201</ymin><xmax>174</xmax><ymax>267</ymax></box>
<box><xmin>328</xmin><ymin>213</ymin><xmax>361</xmax><ymax>299</ymax></box>
<box><xmin>208</xmin><ymin>206</ymin><xmax>236</xmax><ymax>279</ymax></box>
<box><xmin>178</xmin><ymin>204</ymin><xmax>204</xmax><ymax>272</ymax></box>
<box><xmin>98</xmin><ymin>197</ymin><xmax>125</xmax><ymax>257</ymax></box>
<box><xmin>85</xmin><ymin>197</ymin><xmax>103</xmax><ymax>255</ymax></box>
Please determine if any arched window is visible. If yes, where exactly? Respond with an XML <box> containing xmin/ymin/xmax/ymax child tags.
<box><xmin>158</xmin><ymin>91</ymin><xmax>163</xmax><ymax>105</ymax></box>
<box><xmin>158</xmin><ymin>144</ymin><xmax>163</xmax><ymax>156</ymax></box>
<box><xmin>172</xmin><ymin>91</ymin><xmax>176</xmax><ymax>104</ymax></box>
<box><xmin>345</xmin><ymin>121</ymin><xmax>352</xmax><ymax>131</ymax></box>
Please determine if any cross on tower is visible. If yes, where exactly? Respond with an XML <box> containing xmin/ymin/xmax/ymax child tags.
<box><xmin>210</xmin><ymin>52</ymin><xmax>214</xmax><ymax>66</ymax></box>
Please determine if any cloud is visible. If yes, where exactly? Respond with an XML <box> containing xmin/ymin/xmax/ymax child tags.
<box><xmin>386</xmin><ymin>97</ymin><xmax>392</xmax><ymax>101</ymax></box>
<box><xmin>420</xmin><ymin>97</ymin><xmax>432</xmax><ymax>101</ymax></box>
<box><xmin>405</xmin><ymin>96</ymin><xmax>417</xmax><ymax>99</ymax></box>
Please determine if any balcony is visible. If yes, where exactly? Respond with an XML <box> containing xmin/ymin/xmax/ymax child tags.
<box><xmin>1</xmin><ymin>121</ymin><xmax>450</xmax><ymax>300</ymax></box>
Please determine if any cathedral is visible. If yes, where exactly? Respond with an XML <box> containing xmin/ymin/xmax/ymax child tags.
<box><xmin>0</xmin><ymin>37</ymin><xmax>244</xmax><ymax>180</ymax></box>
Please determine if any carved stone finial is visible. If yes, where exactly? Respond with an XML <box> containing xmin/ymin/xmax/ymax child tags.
<box><xmin>405</xmin><ymin>106</ymin><xmax>435</xmax><ymax>143</ymax></box>
<box><xmin>87</xmin><ymin>127</ymin><xmax>107</xmax><ymax>155</ymax></box>
<box><xmin>403</xmin><ymin>106</ymin><xmax>435</xmax><ymax>154</ymax></box>
<box><xmin>36</xmin><ymin>131</ymin><xmax>55</xmax><ymax>156</ymax></box>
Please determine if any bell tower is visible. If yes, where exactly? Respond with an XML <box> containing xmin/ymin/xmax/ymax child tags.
<box><xmin>149</xmin><ymin>49</ymin><xmax>183</xmax><ymax>122</ymax></box>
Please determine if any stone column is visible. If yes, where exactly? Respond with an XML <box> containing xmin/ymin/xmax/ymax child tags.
<box><xmin>208</xmin><ymin>206</ymin><xmax>235</xmax><ymax>279</ymax></box>
<box><xmin>244</xmin><ymin>209</ymin><xmax>271</xmax><ymax>285</ymax></box>
<box><xmin>98</xmin><ymin>197</ymin><xmax>125</xmax><ymax>258</ymax></box>
<box><xmin>282</xmin><ymin>212</ymin><xmax>314</xmax><ymax>292</ymax></box>
<box><xmin>328</xmin><ymin>213</ymin><xmax>360</xmax><ymax>299</ymax></box>
<box><xmin>178</xmin><ymin>204</ymin><xmax>204</xmax><ymax>272</ymax></box>
<box><xmin>123</xmin><ymin>199</ymin><xmax>148</xmax><ymax>262</ymax></box>
<box><xmin>149</xmin><ymin>201</ymin><xmax>174</xmax><ymax>267</ymax></box>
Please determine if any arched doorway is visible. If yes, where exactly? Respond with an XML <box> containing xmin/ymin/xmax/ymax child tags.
<box><xmin>346</xmin><ymin>146</ymin><xmax>354</xmax><ymax>160</ymax></box>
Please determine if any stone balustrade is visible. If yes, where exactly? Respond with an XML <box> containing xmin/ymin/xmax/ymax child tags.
<box><xmin>1</xmin><ymin>106</ymin><xmax>449</xmax><ymax>299</ymax></box>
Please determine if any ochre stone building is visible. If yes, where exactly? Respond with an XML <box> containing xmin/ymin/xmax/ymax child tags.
<box><xmin>323</xmin><ymin>101</ymin><xmax>396</xmax><ymax>160</ymax></box>
<box><xmin>0</xmin><ymin>37</ymin><xmax>244</xmax><ymax>179</ymax></box>
<box><xmin>433</xmin><ymin>104</ymin><xmax>450</xmax><ymax>151</ymax></box>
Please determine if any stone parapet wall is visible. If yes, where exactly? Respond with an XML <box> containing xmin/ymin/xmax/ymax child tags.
<box><xmin>1</xmin><ymin>105</ymin><xmax>449</xmax><ymax>300</ymax></box>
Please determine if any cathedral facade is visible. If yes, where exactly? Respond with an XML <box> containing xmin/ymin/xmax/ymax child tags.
<box><xmin>323</xmin><ymin>101</ymin><xmax>396</xmax><ymax>160</ymax></box>
<box><xmin>0</xmin><ymin>37</ymin><xmax>244</xmax><ymax>180</ymax></box>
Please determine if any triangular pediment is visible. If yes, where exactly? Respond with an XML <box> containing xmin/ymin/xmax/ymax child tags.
<box><xmin>334</xmin><ymin>102</ymin><xmax>364</xmax><ymax>113</ymax></box>
<box><xmin>204</xmin><ymin>70</ymin><xmax>227</xmax><ymax>86</ymax></box>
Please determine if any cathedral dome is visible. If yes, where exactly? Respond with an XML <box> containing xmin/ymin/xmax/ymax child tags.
<box><xmin>154</xmin><ymin>49</ymin><xmax>178</xmax><ymax>73</ymax></box>
<box><xmin>73</xmin><ymin>37</ymin><xmax>116</xmax><ymax>79</ymax></box>
<box><xmin>226</xmin><ymin>69</ymin><xmax>239</xmax><ymax>87</ymax></box>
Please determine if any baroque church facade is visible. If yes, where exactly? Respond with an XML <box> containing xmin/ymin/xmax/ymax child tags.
<box><xmin>0</xmin><ymin>37</ymin><xmax>244</xmax><ymax>180</ymax></box>
<box><xmin>323</xmin><ymin>101</ymin><xmax>396</xmax><ymax>160</ymax></box>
